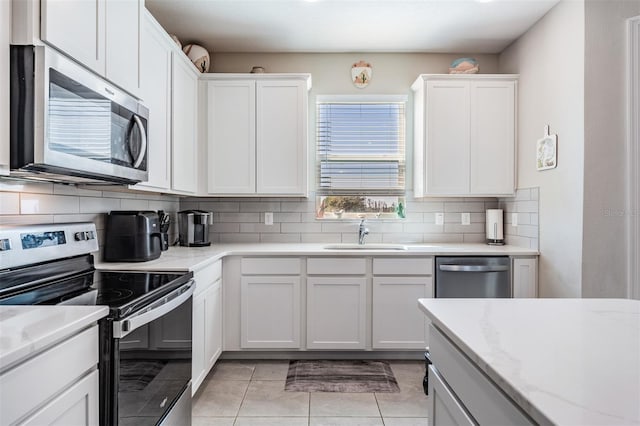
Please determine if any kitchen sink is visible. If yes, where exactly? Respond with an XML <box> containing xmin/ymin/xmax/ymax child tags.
<box><xmin>323</xmin><ymin>243</ymin><xmax>408</xmax><ymax>251</ymax></box>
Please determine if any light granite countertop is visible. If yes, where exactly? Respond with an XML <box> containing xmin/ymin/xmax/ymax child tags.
<box><xmin>96</xmin><ymin>242</ymin><xmax>538</xmax><ymax>272</ymax></box>
<box><xmin>418</xmin><ymin>298</ymin><xmax>640</xmax><ymax>425</ymax></box>
<box><xmin>0</xmin><ymin>306</ymin><xmax>109</xmax><ymax>372</ymax></box>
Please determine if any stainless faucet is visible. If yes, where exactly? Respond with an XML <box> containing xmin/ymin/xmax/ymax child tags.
<box><xmin>358</xmin><ymin>219</ymin><xmax>369</xmax><ymax>245</ymax></box>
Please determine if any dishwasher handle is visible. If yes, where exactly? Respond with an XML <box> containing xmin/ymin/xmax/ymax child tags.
<box><xmin>439</xmin><ymin>264</ymin><xmax>509</xmax><ymax>273</ymax></box>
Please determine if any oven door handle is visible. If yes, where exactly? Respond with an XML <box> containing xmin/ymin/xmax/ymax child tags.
<box><xmin>439</xmin><ymin>264</ymin><xmax>509</xmax><ymax>272</ymax></box>
<box><xmin>113</xmin><ymin>280</ymin><xmax>195</xmax><ymax>339</ymax></box>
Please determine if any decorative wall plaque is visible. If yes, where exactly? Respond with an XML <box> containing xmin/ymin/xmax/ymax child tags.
<box><xmin>537</xmin><ymin>125</ymin><xmax>558</xmax><ymax>170</ymax></box>
<box><xmin>351</xmin><ymin>61</ymin><xmax>372</xmax><ymax>88</ymax></box>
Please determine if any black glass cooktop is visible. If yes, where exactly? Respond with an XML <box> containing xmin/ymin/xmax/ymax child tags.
<box><xmin>0</xmin><ymin>259</ymin><xmax>192</xmax><ymax>319</ymax></box>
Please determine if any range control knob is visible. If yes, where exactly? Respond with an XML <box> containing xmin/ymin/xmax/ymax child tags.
<box><xmin>0</xmin><ymin>239</ymin><xmax>12</xmax><ymax>251</ymax></box>
<box><xmin>75</xmin><ymin>231</ymin><xmax>97</xmax><ymax>241</ymax></box>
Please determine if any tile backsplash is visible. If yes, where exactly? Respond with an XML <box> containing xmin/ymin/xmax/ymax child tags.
<box><xmin>180</xmin><ymin>192</ymin><xmax>500</xmax><ymax>245</ymax></box>
<box><xmin>0</xmin><ymin>181</ymin><xmax>539</xmax><ymax>252</ymax></box>
<box><xmin>0</xmin><ymin>181</ymin><xmax>180</xmax><ymax>260</ymax></box>
<box><xmin>498</xmin><ymin>187</ymin><xmax>540</xmax><ymax>250</ymax></box>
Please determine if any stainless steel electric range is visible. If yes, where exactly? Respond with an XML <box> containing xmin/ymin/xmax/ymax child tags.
<box><xmin>0</xmin><ymin>222</ymin><xmax>194</xmax><ymax>426</ymax></box>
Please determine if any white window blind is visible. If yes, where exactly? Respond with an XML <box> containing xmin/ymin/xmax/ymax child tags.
<box><xmin>316</xmin><ymin>98</ymin><xmax>406</xmax><ymax>196</ymax></box>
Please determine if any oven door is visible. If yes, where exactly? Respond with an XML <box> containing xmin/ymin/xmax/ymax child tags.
<box><xmin>110</xmin><ymin>280</ymin><xmax>194</xmax><ymax>426</ymax></box>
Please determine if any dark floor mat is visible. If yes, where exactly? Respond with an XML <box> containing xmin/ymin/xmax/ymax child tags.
<box><xmin>285</xmin><ymin>360</ymin><xmax>400</xmax><ymax>393</ymax></box>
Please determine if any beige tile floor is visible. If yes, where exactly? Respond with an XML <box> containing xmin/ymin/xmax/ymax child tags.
<box><xmin>192</xmin><ymin>360</ymin><xmax>430</xmax><ymax>426</ymax></box>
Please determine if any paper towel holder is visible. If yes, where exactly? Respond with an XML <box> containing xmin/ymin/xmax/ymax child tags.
<box><xmin>486</xmin><ymin>209</ymin><xmax>505</xmax><ymax>245</ymax></box>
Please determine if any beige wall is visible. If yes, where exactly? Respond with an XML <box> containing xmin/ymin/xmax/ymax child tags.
<box><xmin>499</xmin><ymin>0</ymin><xmax>585</xmax><ymax>297</ymax></box>
<box><xmin>582</xmin><ymin>0</ymin><xmax>640</xmax><ymax>298</ymax></box>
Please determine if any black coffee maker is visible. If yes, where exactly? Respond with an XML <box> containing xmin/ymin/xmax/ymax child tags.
<box><xmin>104</xmin><ymin>211</ymin><xmax>162</xmax><ymax>262</ymax></box>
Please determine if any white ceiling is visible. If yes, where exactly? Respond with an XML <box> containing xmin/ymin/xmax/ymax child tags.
<box><xmin>146</xmin><ymin>0</ymin><xmax>560</xmax><ymax>54</ymax></box>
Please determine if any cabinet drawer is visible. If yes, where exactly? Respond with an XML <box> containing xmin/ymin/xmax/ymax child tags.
<box><xmin>194</xmin><ymin>260</ymin><xmax>222</xmax><ymax>296</ymax></box>
<box><xmin>241</xmin><ymin>257</ymin><xmax>301</xmax><ymax>275</ymax></box>
<box><xmin>307</xmin><ymin>258</ymin><xmax>366</xmax><ymax>275</ymax></box>
<box><xmin>429</xmin><ymin>365</ymin><xmax>476</xmax><ymax>426</ymax></box>
<box><xmin>429</xmin><ymin>325</ymin><xmax>534</xmax><ymax>425</ymax></box>
<box><xmin>373</xmin><ymin>257</ymin><xmax>433</xmax><ymax>275</ymax></box>
<box><xmin>0</xmin><ymin>326</ymin><xmax>99</xmax><ymax>425</ymax></box>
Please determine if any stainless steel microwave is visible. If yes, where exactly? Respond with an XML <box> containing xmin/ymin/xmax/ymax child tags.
<box><xmin>9</xmin><ymin>45</ymin><xmax>149</xmax><ymax>185</ymax></box>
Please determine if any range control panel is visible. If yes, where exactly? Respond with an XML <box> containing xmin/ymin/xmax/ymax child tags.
<box><xmin>0</xmin><ymin>222</ymin><xmax>99</xmax><ymax>269</ymax></box>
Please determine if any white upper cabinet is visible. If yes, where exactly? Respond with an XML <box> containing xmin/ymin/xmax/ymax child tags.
<box><xmin>40</xmin><ymin>0</ymin><xmax>105</xmax><ymax>74</ymax></box>
<box><xmin>39</xmin><ymin>0</ymin><xmax>140</xmax><ymax>96</ymax></box>
<box><xmin>131</xmin><ymin>11</ymin><xmax>172</xmax><ymax>192</ymax></box>
<box><xmin>105</xmin><ymin>0</ymin><xmax>140</xmax><ymax>96</ymax></box>
<box><xmin>256</xmin><ymin>80</ymin><xmax>308</xmax><ymax>194</ymax></box>
<box><xmin>469</xmin><ymin>81</ymin><xmax>516</xmax><ymax>195</ymax></box>
<box><xmin>1</xmin><ymin>0</ymin><xmax>10</xmax><ymax>175</ymax></box>
<box><xmin>412</xmin><ymin>74</ymin><xmax>517</xmax><ymax>197</ymax></box>
<box><xmin>207</xmin><ymin>80</ymin><xmax>257</xmax><ymax>194</ymax></box>
<box><xmin>203</xmin><ymin>74</ymin><xmax>311</xmax><ymax>197</ymax></box>
<box><xmin>171</xmin><ymin>53</ymin><xmax>199</xmax><ymax>194</ymax></box>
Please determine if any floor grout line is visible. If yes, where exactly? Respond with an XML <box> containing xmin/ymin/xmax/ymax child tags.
<box><xmin>199</xmin><ymin>359</ymin><xmax>428</xmax><ymax>425</ymax></box>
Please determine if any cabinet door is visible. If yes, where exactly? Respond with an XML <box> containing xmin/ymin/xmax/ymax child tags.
<box><xmin>470</xmin><ymin>81</ymin><xmax>515</xmax><ymax>195</ymax></box>
<box><xmin>0</xmin><ymin>0</ymin><xmax>9</xmax><ymax>175</ymax></box>
<box><xmin>192</xmin><ymin>293</ymin><xmax>206</xmax><ymax>394</ymax></box>
<box><xmin>256</xmin><ymin>80</ymin><xmax>307</xmax><ymax>195</ymax></box>
<box><xmin>205</xmin><ymin>279</ymin><xmax>223</xmax><ymax>368</ymax></box>
<box><xmin>171</xmin><ymin>55</ymin><xmax>198</xmax><ymax>193</ymax></box>
<box><xmin>21</xmin><ymin>370</ymin><xmax>99</xmax><ymax>426</ymax></box>
<box><xmin>241</xmin><ymin>276</ymin><xmax>301</xmax><ymax>348</ymax></box>
<box><xmin>207</xmin><ymin>81</ymin><xmax>256</xmax><ymax>194</ymax></box>
<box><xmin>307</xmin><ymin>277</ymin><xmax>367</xmax><ymax>349</ymax></box>
<box><xmin>105</xmin><ymin>0</ymin><xmax>140</xmax><ymax>95</ymax></box>
<box><xmin>40</xmin><ymin>0</ymin><xmax>105</xmax><ymax>75</ymax></box>
<box><xmin>425</xmin><ymin>81</ymin><xmax>470</xmax><ymax>195</ymax></box>
<box><xmin>372</xmin><ymin>276</ymin><xmax>432</xmax><ymax>349</ymax></box>
<box><xmin>131</xmin><ymin>11</ymin><xmax>171</xmax><ymax>191</ymax></box>
<box><xmin>512</xmin><ymin>257</ymin><xmax>538</xmax><ymax>298</ymax></box>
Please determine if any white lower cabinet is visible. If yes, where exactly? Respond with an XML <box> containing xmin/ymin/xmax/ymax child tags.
<box><xmin>205</xmin><ymin>280</ymin><xmax>223</xmax><ymax>367</ymax></box>
<box><xmin>306</xmin><ymin>277</ymin><xmax>367</xmax><ymax>350</ymax></box>
<box><xmin>21</xmin><ymin>370</ymin><xmax>99</xmax><ymax>426</ymax></box>
<box><xmin>239</xmin><ymin>257</ymin><xmax>302</xmax><ymax>349</ymax></box>
<box><xmin>240</xmin><ymin>276</ymin><xmax>301</xmax><ymax>348</ymax></box>
<box><xmin>192</xmin><ymin>261</ymin><xmax>223</xmax><ymax>394</ymax></box>
<box><xmin>429</xmin><ymin>325</ymin><xmax>534</xmax><ymax>425</ymax></box>
<box><xmin>0</xmin><ymin>326</ymin><xmax>99</xmax><ymax>426</ymax></box>
<box><xmin>429</xmin><ymin>365</ymin><xmax>475</xmax><ymax>426</ymax></box>
<box><xmin>372</xmin><ymin>257</ymin><xmax>434</xmax><ymax>350</ymax></box>
<box><xmin>512</xmin><ymin>257</ymin><xmax>538</xmax><ymax>298</ymax></box>
<box><xmin>192</xmin><ymin>293</ymin><xmax>206</xmax><ymax>392</ymax></box>
<box><xmin>372</xmin><ymin>276</ymin><xmax>433</xmax><ymax>349</ymax></box>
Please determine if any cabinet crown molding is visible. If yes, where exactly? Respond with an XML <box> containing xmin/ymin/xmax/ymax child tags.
<box><xmin>200</xmin><ymin>73</ymin><xmax>312</xmax><ymax>90</ymax></box>
<box><xmin>412</xmin><ymin>73</ymin><xmax>519</xmax><ymax>90</ymax></box>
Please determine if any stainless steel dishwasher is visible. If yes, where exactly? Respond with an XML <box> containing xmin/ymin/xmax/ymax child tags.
<box><xmin>435</xmin><ymin>256</ymin><xmax>511</xmax><ymax>298</ymax></box>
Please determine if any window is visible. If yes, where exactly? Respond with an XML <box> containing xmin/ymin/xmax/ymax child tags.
<box><xmin>315</xmin><ymin>95</ymin><xmax>407</xmax><ymax>219</ymax></box>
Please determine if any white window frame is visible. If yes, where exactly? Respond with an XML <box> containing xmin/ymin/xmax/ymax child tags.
<box><xmin>315</xmin><ymin>94</ymin><xmax>408</xmax><ymax>220</ymax></box>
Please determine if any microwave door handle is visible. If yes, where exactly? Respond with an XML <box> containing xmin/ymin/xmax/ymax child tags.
<box><xmin>439</xmin><ymin>265</ymin><xmax>509</xmax><ymax>272</ymax></box>
<box><xmin>131</xmin><ymin>114</ymin><xmax>147</xmax><ymax>169</ymax></box>
<box><xmin>113</xmin><ymin>280</ymin><xmax>194</xmax><ymax>338</ymax></box>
